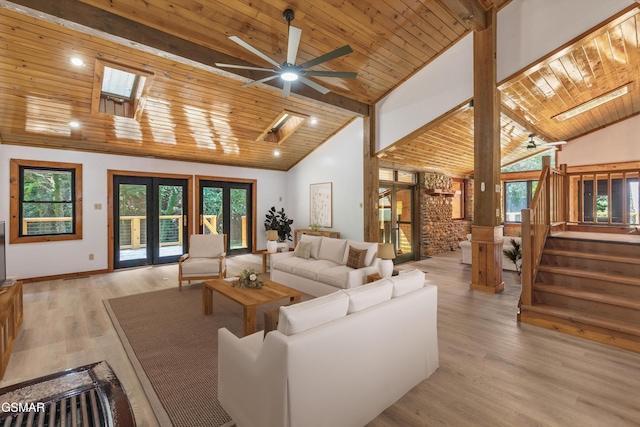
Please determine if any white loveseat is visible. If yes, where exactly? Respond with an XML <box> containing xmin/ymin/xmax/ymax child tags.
<box><xmin>459</xmin><ymin>234</ymin><xmax>522</xmax><ymax>271</ymax></box>
<box><xmin>270</xmin><ymin>235</ymin><xmax>381</xmax><ymax>297</ymax></box>
<box><xmin>218</xmin><ymin>269</ymin><xmax>439</xmax><ymax>427</ymax></box>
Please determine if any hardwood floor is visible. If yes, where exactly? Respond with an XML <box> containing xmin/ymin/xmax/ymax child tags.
<box><xmin>3</xmin><ymin>251</ymin><xmax>640</xmax><ymax>426</ymax></box>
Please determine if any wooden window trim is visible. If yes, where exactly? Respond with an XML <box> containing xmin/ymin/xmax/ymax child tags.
<box><xmin>10</xmin><ymin>159</ymin><xmax>83</xmax><ymax>244</ymax></box>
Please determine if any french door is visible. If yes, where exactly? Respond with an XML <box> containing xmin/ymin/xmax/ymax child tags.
<box><xmin>114</xmin><ymin>176</ymin><xmax>188</xmax><ymax>268</ymax></box>
<box><xmin>198</xmin><ymin>180</ymin><xmax>253</xmax><ymax>256</ymax></box>
<box><xmin>378</xmin><ymin>185</ymin><xmax>416</xmax><ymax>264</ymax></box>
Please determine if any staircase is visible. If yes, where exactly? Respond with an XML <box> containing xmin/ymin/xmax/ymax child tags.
<box><xmin>519</xmin><ymin>234</ymin><xmax>640</xmax><ymax>353</ymax></box>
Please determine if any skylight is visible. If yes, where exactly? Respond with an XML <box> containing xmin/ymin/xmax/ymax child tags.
<box><xmin>552</xmin><ymin>84</ymin><xmax>629</xmax><ymax>122</ymax></box>
<box><xmin>91</xmin><ymin>60</ymin><xmax>154</xmax><ymax>120</ymax></box>
<box><xmin>101</xmin><ymin>67</ymin><xmax>138</xmax><ymax>100</ymax></box>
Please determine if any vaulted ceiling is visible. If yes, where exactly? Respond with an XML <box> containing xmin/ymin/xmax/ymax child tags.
<box><xmin>1</xmin><ymin>1</ymin><xmax>637</xmax><ymax>174</ymax></box>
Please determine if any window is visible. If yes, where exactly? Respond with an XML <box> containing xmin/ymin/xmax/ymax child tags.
<box><xmin>378</xmin><ymin>168</ymin><xmax>416</xmax><ymax>183</ymax></box>
<box><xmin>452</xmin><ymin>179</ymin><xmax>465</xmax><ymax>220</ymax></box>
<box><xmin>10</xmin><ymin>159</ymin><xmax>83</xmax><ymax>243</ymax></box>
<box><xmin>570</xmin><ymin>172</ymin><xmax>639</xmax><ymax>225</ymax></box>
<box><xmin>504</xmin><ymin>180</ymin><xmax>538</xmax><ymax>223</ymax></box>
<box><xmin>501</xmin><ymin>152</ymin><xmax>556</xmax><ymax>173</ymax></box>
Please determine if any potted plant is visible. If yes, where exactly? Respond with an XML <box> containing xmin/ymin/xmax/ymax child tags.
<box><xmin>503</xmin><ymin>238</ymin><xmax>522</xmax><ymax>276</ymax></box>
<box><xmin>264</xmin><ymin>206</ymin><xmax>293</xmax><ymax>243</ymax></box>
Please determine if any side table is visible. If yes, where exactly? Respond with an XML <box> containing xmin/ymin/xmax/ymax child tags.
<box><xmin>366</xmin><ymin>273</ymin><xmax>382</xmax><ymax>283</ymax></box>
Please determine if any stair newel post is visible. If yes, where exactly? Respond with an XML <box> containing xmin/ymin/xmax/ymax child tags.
<box><xmin>521</xmin><ymin>209</ymin><xmax>533</xmax><ymax>307</ymax></box>
<box><xmin>560</xmin><ymin>164</ymin><xmax>568</xmax><ymax>228</ymax></box>
<box><xmin>542</xmin><ymin>156</ymin><xmax>551</xmax><ymax>227</ymax></box>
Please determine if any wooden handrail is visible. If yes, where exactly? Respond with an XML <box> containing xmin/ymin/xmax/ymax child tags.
<box><xmin>521</xmin><ymin>157</ymin><xmax>567</xmax><ymax>307</ymax></box>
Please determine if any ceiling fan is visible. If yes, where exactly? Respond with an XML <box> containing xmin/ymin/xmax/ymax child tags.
<box><xmin>215</xmin><ymin>9</ymin><xmax>357</xmax><ymax>97</ymax></box>
<box><xmin>526</xmin><ymin>134</ymin><xmax>567</xmax><ymax>149</ymax></box>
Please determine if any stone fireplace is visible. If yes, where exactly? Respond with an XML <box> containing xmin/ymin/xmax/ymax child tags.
<box><xmin>419</xmin><ymin>172</ymin><xmax>472</xmax><ymax>257</ymax></box>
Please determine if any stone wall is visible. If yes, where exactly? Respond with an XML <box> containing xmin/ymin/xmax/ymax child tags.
<box><xmin>420</xmin><ymin>173</ymin><xmax>472</xmax><ymax>256</ymax></box>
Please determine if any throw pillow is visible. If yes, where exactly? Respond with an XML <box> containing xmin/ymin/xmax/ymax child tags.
<box><xmin>293</xmin><ymin>241</ymin><xmax>312</xmax><ymax>259</ymax></box>
<box><xmin>346</xmin><ymin>246</ymin><xmax>367</xmax><ymax>269</ymax></box>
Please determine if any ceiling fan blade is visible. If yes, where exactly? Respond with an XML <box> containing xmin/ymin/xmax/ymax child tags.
<box><xmin>215</xmin><ymin>63</ymin><xmax>277</xmax><ymax>72</ymax></box>
<box><xmin>287</xmin><ymin>26</ymin><xmax>302</xmax><ymax>65</ymax></box>
<box><xmin>229</xmin><ymin>35</ymin><xmax>281</xmax><ymax>68</ymax></box>
<box><xmin>542</xmin><ymin>141</ymin><xmax>567</xmax><ymax>146</ymax></box>
<box><xmin>282</xmin><ymin>81</ymin><xmax>292</xmax><ymax>98</ymax></box>
<box><xmin>242</xmin><ymin>75</ymin><xmax>280</xmax><ymax>87</ymax></box>
<box><xmin>304</xmin><ymin>70</ymin><xmax>357</xmax><ymax>79</ymax></box>
<box><xmin>298</xmin><ymin>45</ymin><xmax>353</xmax><ymax>69</ymax></box>
<box><xmin>299</xmin><ymin>76</ymin><xmax>330</xmax><ymax>95</ymax></box>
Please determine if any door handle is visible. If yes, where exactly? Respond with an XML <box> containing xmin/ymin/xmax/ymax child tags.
<box><xmin>183</xmin><ymin>215</ymin><xmax>187</xmax><ymax>227</ymax></box>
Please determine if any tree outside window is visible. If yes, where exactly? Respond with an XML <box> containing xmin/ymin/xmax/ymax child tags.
<box><xmin>10</xmin><ymin>159</ymin><xmax>82</xmax><ymax>243</ymax></box>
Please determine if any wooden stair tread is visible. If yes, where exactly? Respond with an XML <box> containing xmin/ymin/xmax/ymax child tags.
<box><xmin>543</xmin><ymin>249</ymin><xmax>640</xmax><ymax>265</ymax></box>
<box><xmin>520</xmin><ymin>304</ymin><xmax>640</xmax><ymax>336</ymax></box>
<box><xmin>534</xmin><ymin>284</ymin><xmax>640</xmax><ymax>310</ymax></box>
<box><xmin>537</xmin><ymin>265</ymin><xmax>640</xmax><ymax>286</ymax></box>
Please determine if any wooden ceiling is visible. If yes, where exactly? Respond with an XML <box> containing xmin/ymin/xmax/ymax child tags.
<box><xmin>0</xmin><ymin>0</ymin><xmax>513</xmax><ymax>171</ymax></box>
<box><xmin>4</xmin><ymin>1</ymin><xmax>635</xmax><ymax>175</ymax></box>
<box><xmin>379</xmin><ymin>5</ymin><xmax>640</xmax><ymax>175</ymax></box>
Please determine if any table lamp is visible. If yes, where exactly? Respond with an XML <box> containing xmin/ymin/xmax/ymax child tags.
<box><xmin>377</xmin><ymin>243</ymin><xmax>396</xmax><ymax>278</ymax></box>
<box><xmin>266</xmin><ymin>230</ymin><xmax>279</xmax><ymax>253</ymax></box>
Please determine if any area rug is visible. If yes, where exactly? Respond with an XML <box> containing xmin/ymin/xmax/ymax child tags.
<box><xmin>104</xmin><ymin>284</ymin><xmax>301</xmax><ymax>427</ymax></box>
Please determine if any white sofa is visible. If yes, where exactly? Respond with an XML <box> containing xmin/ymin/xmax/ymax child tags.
<box><xmin>218</xmin><ymin>269</ymin><xmax>439</xmax><ymax>427</ymax></box>
<box><xmin>459</xmin><ymin>234</ymin><xmax>522</xmax><ymax>271</ymax></box>
<box><xmin>270</xmin><ymin>235</ymin><xmax>381</xmax><ymax>297</ymax></box>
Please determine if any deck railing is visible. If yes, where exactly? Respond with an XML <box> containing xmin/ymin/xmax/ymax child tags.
<box><xmin>520</xmin><ymin>157</ymin><xmax>567</xmax><ymax>307</ymax></box>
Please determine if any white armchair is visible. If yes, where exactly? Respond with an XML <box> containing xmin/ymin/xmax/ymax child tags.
<box><xmin>178</xmin><ymin>234</ymin><xmax>227</xmax><ymax>290</ymax></box>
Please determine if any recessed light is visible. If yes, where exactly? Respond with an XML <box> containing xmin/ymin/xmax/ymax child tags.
<box><xmin>69</xmin><ymin>57</ymin><xmax>85</xmax><ymax>67</ymax></box>
<box><xmin>69</xmin><ymin>121</ymin><xmax>81</xmax><ymax>128</ymax></box>
<box><xmin>310</xmin><ymin>117</ymin><xmax>318</xmax><ymax>125</ymax></box>
<box><xmin>274</xmin><ymin>150</ymin><xmax>281</xmax><ymax>157</ymax></box>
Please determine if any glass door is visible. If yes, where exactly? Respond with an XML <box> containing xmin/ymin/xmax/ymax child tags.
<box><xmin>199</xmin><ymin>180</ymin><xmax>252</xmax><ymax>255</ymax></box>
<box><xmin>114</xmin><ymin>176</ymin><xmax>188</xmax><ymax>268</ymax></box>
<box><xmin>378</xmin><ymin>185</ymin><xmax>415</xmax><ymax>264</ymax></box>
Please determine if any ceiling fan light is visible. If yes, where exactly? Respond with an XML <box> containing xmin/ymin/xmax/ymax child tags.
<box><xmin>281</xmin><ymin>71</ymin><xmax>299</xmax><ymax>81</ymax></box>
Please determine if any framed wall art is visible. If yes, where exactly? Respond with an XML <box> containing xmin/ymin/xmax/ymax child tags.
<box><xmin>310</xmin><ymin>182</ymin><xmax>332</xmax><ymax>228</ymax></box>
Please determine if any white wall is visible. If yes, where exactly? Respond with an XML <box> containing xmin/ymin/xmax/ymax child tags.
<box><xmin>0</xmin><ymin>145</ymin><xmax>287</xmax><ymax>279</ymax></box>
<box><xmin>376</xmin><ymin>0</ymin><xmax>634</xmax><ymax>151</ymax></box>
<box><xmin>286</xmin><ymin>118</ymin><xmax>365</xmax><ymax>241</ymax></box>
<box><xmin>558</xmin><ymin>114</ymin><xmax>640</xmax><ymax>166</ymax></box>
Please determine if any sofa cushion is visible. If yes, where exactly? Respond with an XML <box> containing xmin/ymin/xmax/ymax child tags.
<box><xmin>277</xmin><ymin>290</ymin><xmax>349</xmax><ymax>335</ymax></box>
<box><xmin>181</xmin><ymin>257</ymin><xmax>224</xmax><ymax>275</ymax></box>
<box><xmin>344</xmin><ymin>279</ymin><xmax>393</xmax><ymax>313</ymax></box>
<box><xmin>345</xmin><ymin>246</ymin><xmax>367</xmax><ymax>269</ymax></box>
<box><xmin>316</xmin><ymin>265</ymin><xmax>354</xmax><ymax>289</ymax></box>
<box><xmin>343</xmin><ymin>240</ymin><xmax>378</xmax><ymax>267</ymax></box>
<box><xmin>300</xmin><ymin>234</ymin><xmax>323</xmax><ymax>259</ymax></box>
<box><xmin>271</xmin><ymin>255</ymin><xmax>308</xmax><ymax>274</ymax></box>
<box><xmin>293</xmin><ymin>241</ymin><xmax>312</xmax><ymax>259</ymax></box>
<box><xmin>389</xmin><ymin>269</ymin><xmax>425</xmax><ymax>297</ymax></box>
<box><xmin>317</xmin><ymin>237</ymin><xmax>348</xmax><ymax>264</ymax></box>
<box><xmin>293</xmin><ymin>259</ymin><xmax>339</xmax><ymax>281</ymax></box>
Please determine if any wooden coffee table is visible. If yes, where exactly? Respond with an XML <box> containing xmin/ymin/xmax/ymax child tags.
<box><xmin>202</xmin><ymin>277</ymin><xmax>302</xmax><ymax>336</ymax></box>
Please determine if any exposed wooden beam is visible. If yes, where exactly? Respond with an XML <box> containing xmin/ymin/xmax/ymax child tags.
<box><xmin>3</xmin><ymin>0</ymin><xmax>370</xmax><ymax>117</ymax></box>
<box><xmin>439</xmin><ymin>0</ymin><xmax>487</xmax><ymax>31</ymax></box>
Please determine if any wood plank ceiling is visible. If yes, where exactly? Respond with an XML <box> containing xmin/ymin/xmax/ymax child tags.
<box><xmin>0</xmin><ymin>0</ymin><xmax>510</xmax><ymax>171</ymax></box>
<box><xmin>379</xmin><ymin>5</ymin><xmax>640</xmax><ymax>176</ymax></box>
<box><xmin>13</xmin><ymin>1</ymin><xmax>637</xmax><ymax>175</ymax></box>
